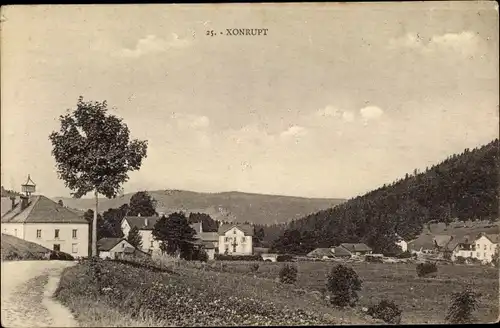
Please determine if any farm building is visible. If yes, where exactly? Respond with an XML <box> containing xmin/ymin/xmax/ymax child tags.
<box><xmin>121</xmin><ymin>215</ymin><xmax>161</xmax><ymax>255</ymax></box>
<box><xmin>97</xmin><ymin>237</ymin><xmax>148</xmax><ymax>260</ymax></box>
<box><xmin>331</xmin><ymin>246</ymin><xmax>352</xmax><ymax>258</ymax></box>
<box><xmin>190</xmin><ymin>221</ymin><xmax>219</xmax><ymax>260</ymax></box>
<box><xmin>339</xmin><ymin>243</ymin><xmax>372</xmax><ymax>256</ymax></box>
<box><xmin>307</xmin><ymin>248</ymin><xmax>334</xmax><ymax>259</ymax></box>
<box><xmin>474</xmin><ymin>232</ymin><xmax>499</xmax><ymax>263</ymax></box>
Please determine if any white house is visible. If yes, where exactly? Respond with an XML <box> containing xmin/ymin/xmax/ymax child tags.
<box><xmin>395</xmin><ymin>234</ymin><xmax>408</xmax><ymax>252</ymax></box>
<box><xmin>97</xmin><ymin>237</ymin><xmax>135</xmax><ymax>259</ymax></box>
<box><xmin>1</xmin><ymin>195</ymin><xmax>89</xmax><ymax>258</ymax></box>
<box><xmin>190</xmin><ymin>222</ymin><xmax>219</xmax><ymax>260</ymax></box>
<box><xmin>121</xmin><ymin>215</ymin><xmax>161</xmax><ymax>255</ymax></box>
<box><xmin>218</xmin><ymin>223</ymin><xmax>254</xmax><ymax>255</ymax></box>
<box><xmin>474</xmin><ymin>233</ymin><xmax>499</xmax><ymax>263</ymax></box>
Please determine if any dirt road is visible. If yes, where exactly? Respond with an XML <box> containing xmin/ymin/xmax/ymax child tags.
<box><xmin>1</xmin><ymin>260</ymin><xmax>78</xmax><ymax>328</ymax></box>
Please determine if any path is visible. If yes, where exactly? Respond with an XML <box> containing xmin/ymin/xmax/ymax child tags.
<box><xmin>1</xmin><ymin>260</ymin><xmax>78</xmax><ymax>328</ymax></box>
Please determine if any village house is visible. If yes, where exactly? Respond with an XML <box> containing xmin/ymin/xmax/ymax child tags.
<box><xmin>474</xmin><ymin>232</ymin><xmax>499</xmax><ymax>263</ymax></box>
<box><xmin>339</xmin><ymin>243</ymin><xmax>372</xmax><ymax>256</ymax></box>
<box><xmin>218</xmin><ymin>223</ymin><xmax>254</xmax><ymax>255</ymax></box>
<box><xmin>190</xmin><ymin>221</ymin><xmax>219</xmax><ymax>260</ymax></box>
<box><xmin>121</xmin><ymin>215</ymin><xmax>161</xmax><ymax>254</ymax></box>
<box><xmin>331</xmin><ymin>246</ymin><xmax>353</xmax><ymax>258</ymax></box>
<box><xmin>1</xmin><ymin>177</ymin><xmax>89</xmax><ymax>258</ymax></box>
<box><xmin>97</xmin><ymin>237</ymin><xmax>148</xmax><ymax>260</ymax></box>
<box><xmin>449</xmin><ymin>236</ymin><xmax>475</xmax><ymax>261</ymax></box>
<box><xmin>307</xmin><ymin>248</ymin><xmax>335</xmax><ymax>259</ymax></box>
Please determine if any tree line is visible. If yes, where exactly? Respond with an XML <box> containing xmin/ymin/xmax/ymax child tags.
<box><xmin>271</xmin><ymin>139</ymin><xmax>499</xmax><ymax>255</ymax></box>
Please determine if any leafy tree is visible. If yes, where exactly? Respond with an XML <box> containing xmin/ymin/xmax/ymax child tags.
<box><xmin>445</xmin><ymin>287</ymin><xmax>480</xmax><ymax>324</ymax></box>
<box><xmin>57</xmin><ymin>199</ymin><xmax>64</xmax><ymax>207</ymax></box>
<box><xmin>49</xmin><ymin>97</ymin><xmax>148</xmax><ymax>256</ymax></box>
<box><xmin>188</xmin><ymin>212</ymin><xmax>218</xmax><ymax>232</ymax></box>
<box><xmin>101</xmin><ymin>204</ymin><xmax>128</xmax><ymax>238</ymax></box>
<box><xmin>326</xmin><ymin>264</ymin><xmax>362</xmax><ymax>307</ymax></box>
<box><xmin>253</xmin><ymin>226</ymin><xmax>265</xmax><ymax>247</ymax></box>
<box><xmin>127</xmin><ymin>226</ymin><xmax>143</xmax><ymax>249</ymax></box>
<box><xmin>152</xmin><ymin>212</ymin><xmax>197</xmax><ymax>259</ymax></box>
<box><xmin>128</xmin><ymin>191</ymin><xmax>157</xmax><ymax>216</ymax></box>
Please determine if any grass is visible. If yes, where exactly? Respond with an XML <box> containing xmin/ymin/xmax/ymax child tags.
<box><xmin>54</xmin><ymin>258</ymin><xmax>375</xmax><ymax>326</ymax></box>
<box><xmin>205</xmin><ymin>260</ymin><xmax>499</xmax><ymax>324</ymax></box>
<box><xmin>54</xmin><ymin>256</ymin><xmax>498</xmax><ymax>325</ymax></box>
<box><xmin>1</xmin><ymin>233</ymin><xmax>51</xmax><ymax>260</ymax></box>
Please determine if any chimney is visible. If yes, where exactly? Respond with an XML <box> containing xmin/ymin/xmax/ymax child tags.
<box><xmin>20</xmin><ymin>195</ymin><xmax>29</xmax><ymax>211</ymax></box>
<box><xmin>10</xmin><ymin>196</ymin><xmax>16</xmax><ymax>209</ymax></box>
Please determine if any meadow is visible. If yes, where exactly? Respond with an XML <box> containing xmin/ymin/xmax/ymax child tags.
<box><xmin>54</xmin><ymin>257</ymin><xmax>499</xmax><ymax>326</ymax></box>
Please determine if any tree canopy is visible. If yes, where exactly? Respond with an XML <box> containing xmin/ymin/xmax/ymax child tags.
<box><xmin>188</xmin><ymin>212</ymin><xmax>218</xmax><ymax>232</ymax></box>
<box><xmin>152</xmin><ymin>212</ymin><xmax>197</xmax><ymax>259</ymax></box>
<box><xmin>127</xmin><ymin>226</ymin><xmax>143</xmax><ymax>249</ymax></box>
<box><xmin>128</xmin><ymin>191</ymin><xmax>157</xmax><ymax>216</ymax></box>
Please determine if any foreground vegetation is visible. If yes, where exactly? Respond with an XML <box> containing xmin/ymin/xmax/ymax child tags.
<box><xmin>1</xmin><ymin>234</ymin><xmax>74</xmax><ymax>261</ymax></box>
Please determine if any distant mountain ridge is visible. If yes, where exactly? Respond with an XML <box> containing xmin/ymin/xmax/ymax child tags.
<box><xmin>53</xmin><ymin>190</ymin><xmax>345</xmax><ymax>225</ymax></box>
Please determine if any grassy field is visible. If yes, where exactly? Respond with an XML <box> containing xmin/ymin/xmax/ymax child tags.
<box><xmin>1</xmin><ymin>234</ymin><xmax>50</xmax><ymax>260</ymax></box>
<box><xmin>205</xmin><ymin>260</ymin><xmax>499</xmax><ymax>324</ymax></box>
<box><xmin>54</xmin><ymin>258</ymin><xmax>376</xmax><ymax>326</ymax></box>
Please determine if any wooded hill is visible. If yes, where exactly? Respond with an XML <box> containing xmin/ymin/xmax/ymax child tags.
<box><xmin>272</xmin><ymin>139</ymin><xmax>499</xmax><ymax>255</ymax></box>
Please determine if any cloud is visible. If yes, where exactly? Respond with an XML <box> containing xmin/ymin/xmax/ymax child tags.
<box><xmin>119</xmin><ymin>33</ymin><xmax>191</xmax><ymax>58</ymax></box>
<box><xmin>225</xmin><ymin>125</ymin><xmax>276</xmax><ymax>146</ymax></box>
<box><xmin>342</xmin><ymin>111</ymin><xmax>355</xmax><ymax>122</ymax></box>
<box><xmin>172</xmin><ymin>113</ymin><xmax>210</xmax><ymax>129</ymax></box>
<box><xmin>388</xmin><ymin>31</ymin><xmax>481</xmax><ymax>56</ymax></box>
<box><xmin>280</xmin><ymin>125</ymin><xmax>308</xmax><ymax>139</ymax></box>
<box><xmin>360</xmin><ymin>106</ymin><xmax>384</xmax><ymax>120</ymax></box>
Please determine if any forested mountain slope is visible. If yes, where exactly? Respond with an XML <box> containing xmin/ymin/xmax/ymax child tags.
<box><xmin>272</xmin><ymin>139</ymin><xmax>499</xmax><ymax>254</ymax></box>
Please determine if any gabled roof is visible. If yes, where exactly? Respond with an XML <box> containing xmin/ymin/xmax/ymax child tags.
<box><xmin>307</xmin><ymin>248</ymin><xmax>334</xmax><ymax>257</ymax></box>
<box><xmin>218</xmin><ymin>223</ymin><xmax>254</xmax><ymax>236</ymax></box>
<box><xmin>332</xmin><ymin>246</ymin><xmax>352</xmax><ymax>257</ymax></box>
<box><xmin>433</xmin><ymin>235</ymin><xmax>453</xmax><ymax>248</ymax></box>
<box><xmin>97</xmin><ymin>237</ymin><xmax>132</xmax><ymax>251</ymax></box>
<box><xmin>340</xmin><ymin>243</ymin><xmax>372</xmax><ymax>252</ymax></box>
<box><xmin>122</xmin><ymin>216</ymin><xmax>159</xmax><ymax>230</ymax></box>
<box><xmin>199</xmin><ymin>231</ymin><xmax>218</xmax><ymax>242</ymax></box>
<box><xmin>1</xmin><ymin>195</ymin><xmax>88</xmax><ymax>224</ymax></box>
<box><xmin>477</xmin><ymin>233</ymin><xmax>499</xmax><ymax>244</ymax></box>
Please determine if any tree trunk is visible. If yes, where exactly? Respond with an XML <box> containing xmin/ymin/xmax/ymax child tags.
<box><xmin>92</xmin><ymin>190</ymin><xmax>98</xmax><ymax>257</ymax></box>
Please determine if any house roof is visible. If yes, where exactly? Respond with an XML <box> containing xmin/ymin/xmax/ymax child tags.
<box><xmin>477</xmin><ymin>233</ymin><xmax>499</xmax><ymax>244</ymax></box>
<box><xmin>218</xmin><ymin>223</ymin><xmax>254</xmax><ymax>236</ymax></box>
<box><xmin>254</xmin><ymin>247</ymin><xmax>270</xmax><ymax>254</ymax></box>
<box><xmin>340</xmin><ymin>243</ymin><xmax>372</xmax><ymax>252</ymax></box>
<box><xmin>190</xmin><ymin>222</ymin><xmax>202</xmax><ymax>234</ymax></box>
<box><xmin>123</xmin><ymin>216</ymin><xmax>159</xmax><ymax>230</ymax></box>
<box><xmin>202</xmin><ymin>241</ymin><xmax>216</xmax><ymax>249</ymax></box>
<box><xmin>1</xmin><ymin>197</ymin><xmax>20</xmax><ymax>217</ymax></box>
<box><xmin>199</xmin><ymin>231</ymin><xmax>218</xmax><ymax>242</ymax></box>
<box><xmin>1</xmin><ymin>195</ymin><xmax>88</xmax><ymax>224</ymax></box>
<box><xmin>332</xmin><ymin>246</ymin><xmax>352</xmax><ymax>257</ymax></box>
<box><xmin>97</xmin><ymin>237</ymin><xmax>131</xmax><ymax>251</ymax></box>
<box><xmin>307</xmin><ymin>248</ymin><xmax>334</xmax><ymax>257</ymax></box>
<box><xmin>433</xmin><ymin>235</ymin><xmax>453</xmax><ymax>248</ymax></box>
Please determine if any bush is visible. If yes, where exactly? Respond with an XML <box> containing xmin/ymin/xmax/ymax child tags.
<box><xmin>326</xmin><ymin>264</ymin><xmax>362</xmax><ymax>307</ymax></box>
<box><xmin>396</xmin><ymin>251</ymin><xmax>412</xmax><ymax>259</ymax></box>
<box><xmin>250</xmin><ymin>263</ymin><xmax>260</xmax><ymax>272</ymax></box>
<box><xmin>455</xmin><ymin>256</ymin><xmax>466</xmax><ymax>264</ymax></box>
<box><xmin>416</xmin><ymin>262</ymin><xmax>437</xmax><ymax>277</ymax></box>
<box><xmin>445</xmin><ymin>287</ymin><xmax>480</xmax><ymax>324</ymax></box>
<box><xmin>276</xmin><ymin>254</ymin><xmax>294</xmax><ymax>262</ymax></box>
<box><xmin>49</xmin><ymin>250</ymin><xmax>75</xmax><ymax>261</ymax></box>
<box><xmin>214</xmin><ymin>254</ymin><xmax>263</xmax><ymax>261</ymax></box>
<box><xmin>279</xmin><ymin>264</ymin><xmax>298</xmax><ymax>284</ymax></box>
<box><xmin>367</xmin><ymin>299</ymin><xmax>402</xmax><ymax>324</ymax></box>
<box><xmin>191</xmin><ymin>248</ymin><xmax>208</xmax><ymax>262</ymax></box>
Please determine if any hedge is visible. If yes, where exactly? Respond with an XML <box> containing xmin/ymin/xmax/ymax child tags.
<box><xmin>214</xmin><ymin>254</ymin><xmax>263</xmax><ymax>261</ymax></box>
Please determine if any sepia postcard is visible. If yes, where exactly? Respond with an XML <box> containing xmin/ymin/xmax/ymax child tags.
<box><xmin>1</xmin><ymin>2</ymin><xmax>499</xmax><ymax>327</ymax></box>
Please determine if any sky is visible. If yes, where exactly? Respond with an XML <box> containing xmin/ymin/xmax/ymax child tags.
<box><xmin>1</xmin><ymin>2</ymin><xmax>498</xmax><ymax>199</ymax></box>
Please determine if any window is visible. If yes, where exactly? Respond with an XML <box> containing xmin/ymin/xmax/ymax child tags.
<box><xmin>241</xmin><ymin>237</ymin><xmax>246</xmax><ymax>243</ymax></box>
<box><xmin>233</xmin><ymin>229</ymin><xmax>236</xmax><ymax>234</ymax></box>
<box><xmin>476</xmin><ymin>252</ymin><xmax>480</xmax><ymax>258</ymax></box>
<box><xmin>225</xmin><ymin>237</ymin><xmax>229</xmax><ymax>242</ymax></box>
<box><xmin>54</xmin><ymin>244</ymin><xmax>61</xmax><ymax>251</ymax></box>
<box><xmin>150</xmin><ymin>240</ymin><xmax>154</xmax><ymax>248</ymax></box>
<box><xmin>470</xmin><ymin>252</ymin><xmax>473</xmax><ymax>257</ymax></box>
<box><xmin>55</xmin><ymin>229</ymin><xmax>60</xmax><ymax>239</ymax></box>
<box><xmin>72</xmin><ymin>243</ymin><xmax>78</xmax><ymax>253</ymax></box>
<box><xmin>484</xmin><ymin>245</ymin><xmax>487</xmax><ymax>250</ymax></box>
<box><xmin>122</xmin><ymin>243</ymin><xmax>125</xmax><ymax>249</ymax></box>
<box><xmin>484</xmin><ymin>252</ymin><xmax>486</xmax><ymax>258</ymax></box>
<box><xmin>72</xmin><ymin>229</ymin><xmax>77</xmax><ymax>239</ymax></box>
<box><xmin>36</xmin><ymin>229</ymin><xmax>42</xmax><ymax>238</ymax></box>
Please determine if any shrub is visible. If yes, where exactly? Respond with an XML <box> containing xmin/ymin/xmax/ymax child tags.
<box><xmin>279</xmin><ymin>264</ymin><xmax>298</xmax><ymax>284</ymax></box>
<box><xmin>416</xmin><ymin>262</ymin><xmax>437</xmax><ymax>277</ymax></box>
<box><xmin>455</xmin><ymin>256</ymin><xmax>466</xmax><ymax>264</ymax></box>
<box><xmin>445</xmin><ymin>287</ymin><xmax>480</xmax><ymax>324</ymax></box>
<box><xmin>396</xmin><ymin>251</ymin><xmax>412</xmax><ymax>259</ymax></box>
<box><xmin>491</xmin><ymin>249</ymin><xmax>499</xmax><ymax>267</ymax></box>
<box><xmin>49</xmin><ymin>250</ymin><xmax>75</xmax><ymax>261</ymax></box>
<box><xmin>214</xmin><ymin>254</ymin><xmax>263</xmax><ymax>261</ymax></box>
<box><xmin>276</xmin><ymin>254</ymin><xmax>294</xmax><ymax>262</ymax></box>
<box><xmin>191</xmin><ymin>248</ymin><xmax>208</xmax><ymax>262</ymax></box>
<box><xmin>326</xmin><ymin>264</ymin><xmax>362</xmax><ymax>307</ymax></box>
<box><xmin>367</xmin><ymin>299</ymin><xmax>402</xmax><ymax>324</ymax></box>
<box><xmin>250</xmin><ymin>263</ymin><xmax>260</xmax><ymax>272</ymax></box>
